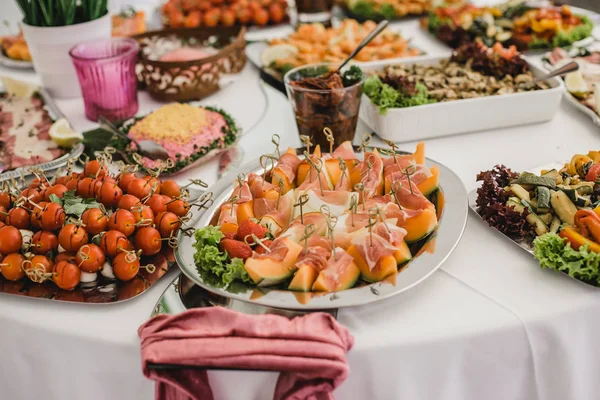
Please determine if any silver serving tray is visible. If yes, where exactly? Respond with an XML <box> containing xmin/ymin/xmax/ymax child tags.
<box><xmin>0</xmin><ymin>82</ymin><xmax>84</xmax><ymax>179</ymax></box>
<box><xmin>175</xmin><ymin>148</ymin><xmax>468</xmax><ymax>310</ymax></box>
<box><xmin>152</xmin><ymin>272</ymin><xmax>337</xmax><ymax>318</ymax></box>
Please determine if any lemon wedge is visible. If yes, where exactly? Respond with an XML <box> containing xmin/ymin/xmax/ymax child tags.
<box><xmin>0</xmin><ymin>76</ymin><xmax>38</xmax><ymax>98</ymax></box>
<box><xmin>565</xmin><ymin>69</ymin><xmax>589</xmax><ymax>99</ymax></box>
<box><xmin>49</xmin><ymin>118</ymin><xmax>83</xmax><ymax>148</ymax></box>
<box><xmin>260</xmin><ymin>44</ymin><xmax>298</xmax><ymax>67</ymax></box>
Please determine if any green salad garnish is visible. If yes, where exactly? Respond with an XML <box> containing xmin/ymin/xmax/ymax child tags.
<box><xmin>533</xmin><ymin>233</ymin><xmax>600</xmax><ymax>284</ymax></box>
<box><xmin>364</xmin><ymin>74</ymin><xmax>436</xmax><ymax>115</ymax></box>
<box><xmin>192</xmin><ymin>226</ymin><xmax>252</xmax><ymax>285</ymax></box>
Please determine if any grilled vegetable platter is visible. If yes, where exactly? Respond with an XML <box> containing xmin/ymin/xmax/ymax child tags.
<box><xmin>424</xmin><ymin>1</ymin><xmax>593</xmax><ymax>51</ymax></box>
<box><xmin>0</xmin><ymin>149</ymin><xmax>208</xmax><ymax>303</ymax></box>
<box><xmin>471</xmin><ymin>151</ymin><xmax>600</xmax><ymax>287</ymax></box>
<box><xmin>176</xmin><ymin>136</ymin><xmax>468</xmax><ymax>310</ymax></box>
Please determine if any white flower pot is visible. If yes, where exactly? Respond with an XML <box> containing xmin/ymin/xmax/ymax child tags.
<box><xmin>21</xmin><ymin>14</ymin><xmax>112</xmax><ymax>99</ymax></box>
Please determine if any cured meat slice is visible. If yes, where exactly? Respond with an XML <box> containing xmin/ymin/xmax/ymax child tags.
<box><xmin>295</xmin><ymin>246</ymin><xmax>330</xmax><ymax>271</ymax></box>
<box><xmin>350</xmin><ymin>229</ymin><xmax>398</xmax><ymax>271</ymax></box>
<box><xmin>360</xmin><ymin>150</ymin><xmax>384</xmax><ymax>200</ymax></box>
<box><xmin>332</xmin><ymin>141</ymin><xmax>357</xmax><ymax>160</ymax></box>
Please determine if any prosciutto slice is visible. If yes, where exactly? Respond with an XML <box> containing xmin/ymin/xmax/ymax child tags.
<box><xmin>248</xmin><ymin>172</ymin><xmax>276</xmax><ymax>198</ymax></box>
<box><xmin>231</xmin><ymin>180</ymin><xmax>252</xmax><ymax>203</ymax></box>
<box><xmin>350</xmin><ymin>229</ymin><xmax>398</xmax><ymax>271</ymax></box>
<box><xmin>217</xmin><ymin>203</ymin><xmax>238</xmax><ymax>226</ymax></box>
<box><xmin>321</xmin><ymin>248</ymin><xmax>355</xmax><ymax>285</ymax></box>
<box><xmin>384</xmin><ymin>176</ymin><xmax>435</xmax><ymax>211</ymax></box>
<box><xmin>295</xmin><ymin>246</ymin><xmax>330</xmax><ymax>272</ymax></box>
<box><xmin>260</xmin><ymin>190</ymin><xmax>295</xmax><ymax>231</ymax></box>
<box><xmin>374</xmin><ymin>220</ymin><xmax>407</xmax><ymax>246</ymax></box>
<box><xmin>274</xmin><ymin>151</ymin><xmax>302</xmax><ymax>184</ymax></box>
<box><xmin>254</xmin><ymin>237</ymin><xmax>290</xmax><ymax>262</ymax></box>
<box><xmin>384</xmin><ymin>164</ymin><xmax>432</xmax><ymax>187</ymax></box>
<box><xmin>295</xmin><ymin>189</ymin><xmax>352</xmax><ymax>219</ymax></box>
<box><xmin>253</xmin><ymin>197</ymin><xmax>278</xmax><ymax>219</ymax></box>
<box><xmin>332</xmin><ymin>141</ymin><xmax>357</xmax><ymax>160</ymax></box>
<box><xmin>360</xmin><ymin>150</ymin><xmax>384</xmax><ymax>200</ymax></box>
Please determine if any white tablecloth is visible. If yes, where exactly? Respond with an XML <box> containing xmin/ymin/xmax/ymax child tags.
<box><xmin>2</xmin><ymin>4</ymin><xmax>600</xmax><ymax>400</ymax></box>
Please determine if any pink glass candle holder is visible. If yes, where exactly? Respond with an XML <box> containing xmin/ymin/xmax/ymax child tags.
<box><xmin>70</xmin><ymin>38</ymin><xmax>139</xmax><ymax>122</ymax></box>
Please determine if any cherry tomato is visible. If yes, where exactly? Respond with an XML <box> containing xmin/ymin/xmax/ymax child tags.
<box><xmin>29</xmin><ymin>201</ymin><xmax>48</xmax><ymax>230</ymax></box>
<box><xmin>29</xmin><ymin>177</ymin><xmax>49</xmax><ymax>189</ymax></box>
<box><xmin>112</xmin><ymin>251</ymin><xmax>140</xmax><ymax>281</ymax></box>
<box><xmin>44</xmin><ymin>184</ymin><xmax>69</xmax><ymax>201</ymax></box>
<box><xmin>81</xmin><ymin>208</ymin><xmax>108</xmax><ymax>236</ymax></box>
<box><xmin>31</xmin><ymin>231</ymin><xmax>58</xmax><ymax>255</ymax></box>
<box><xmin>118</xmin><ymin>172</ymin><xmax>138</xmax><ymax>192</ymax></box>
<box><xmin>65</xmin><ymin>178</ymin><xmax>78</xmax><ymax>191</ymax></box>
<box><xmin>127</xmin><ymin>178</ymin><xmax>152</xmax><ymax>200</ymax></box>
<box><xmin>24</xmin><ymin>255</ymin><xmax>53</xmax><ymax>283</ymax></box>
<box><xmin>0</xmin><ymin>225</ymin><xmax>22</xmax><ymax>254</ymax></box>
<box><xmin>108</xmin><ymin>209</ymin><xmax>137</xmax><ymax>236</ymax></box>
<box><xmin>161</xmin><ymin>180</ymin><xmax>181</xmax><ymax>198</ymax></box>
<box><xmin>0</xmin><ymin>253</ymin><xmax>25</xmax><ymax>281</ymax></box>
<box><xmin>142</xmin><ymin>176</ymin><xmax>162</xmax><ymax>194</ymax></box>
<box><xmin>118</xmin><ymin>194</ymin><xmax>142</xmax><ymax>211</ymax></box>
<box><xmin>6</xmin><ymin>207</ymin><xmax>30</xmax><ymax>229</ymax></box>
<box><xmin>96</xmin><ymin>182</ymin><xmax>124</xmax><ymax>208</ymax></box>
<box><xmin>52</xmin><ymin>260</ymin><xmax>81</xmax><ymax>291</ymax></box>
<box><xmin>586</xmin><ymin>164</ymin><xmax>600</xmax><ymax>182</ymax></box>
<box><xmin>131</xmin><ymin>205</ymin><xmax>154</xmax><ymax>227</ymax></box>
<box><xmin>39</xmin><ymin>202</ymin><xmax>66</xmax><ymax>231</ymax></box>
<box><xmin>134</xmin><ymin>227</ymin><xmax>162</xmax><ymax>256</ymax></box>
<box><xmin>100</xmin><ymin>230</ymin><xmax>133</xmax><ymax>258</ymax></box>
<box><xmin>75</xmin><ymin>243</ymin><xmax>106</xmax><ymax>273</ymax></box>
<box><xmin>58</xmin><ymin>224</ymin><xmax>89</xmax><ymax>252</ymax></box>
<box><xmin>84</xmin><ymin>159</ymin><xmax>108</xmax><ymax>178</ymax></box>
<box><xmin>19</xmin><ymin>187</ymin><xmax>41</xmax><ymax>205</ymax></box>
<box><xmin>155</xmin><ymin>211</ymin><xmax>181</xmax><ymax>238</ymax></box>
<box><xmin>145</xmin><ymin>194</ymin><xmax>168</xmax><ymax>215</ymax></box>
<box><xmin>0</xmin><ymin>191</ymin><xmax>12</xmax><ymax>209</ymax></box>
<box><xmin>166</xmin><ymin>199</ymin><xmax>190</xmax><ymax>217</ymax></box>
<box><xmin>54</xmin><ymin>252</ymin><xmax>77</xmax><ymax>264</ymax></box>
<box><xmin>77</xmin><ymin>177</ymin><xmax>101</xmax><ymax>199</ymax></box>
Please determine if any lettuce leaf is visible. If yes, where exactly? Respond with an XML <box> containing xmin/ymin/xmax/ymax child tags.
<box><xmin>364</xmin><ymin>75</ymin><xmax>436</xmax><ymax>114</ymax></box>
<box><xmin>192</xmin><ymin>226</ymin><xmax>252</xmax><ymax>285</ymax></box>
<box><xmin>552</xmin><ymin>15</ymin><xmax>593</xmax><ymax>48</ymax></box>
<box><xmin>533</xmin><ymin>233</ymin><xmax>600</xmax><ymax>283</ymax></box>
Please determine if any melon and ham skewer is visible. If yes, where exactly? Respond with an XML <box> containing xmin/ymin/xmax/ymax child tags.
<box><xmin>210</xmin><ymin>140</ymin><xmax>439</xmax><ymax>292</ymax></box>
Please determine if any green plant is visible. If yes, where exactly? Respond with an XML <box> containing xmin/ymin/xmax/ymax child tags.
<box><xmin>14</xmin><ymin>0</ymin><xmax>108</xmax><ymax>27</ymax></box>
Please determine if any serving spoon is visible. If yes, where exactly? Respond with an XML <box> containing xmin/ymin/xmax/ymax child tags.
<box><xmin>526</xmin><ymin>60</ymin><xmax>580</xmax><ymax>88</ymax></box>
<box><xmin>98</xmin><ymin>116</ymin><xmax>170</xmax><ymax>161</ymax></box>
<box><xmin>335</xmin><ymin>20</ymin><xmax>390</xmax><ymax>73</ymax></box>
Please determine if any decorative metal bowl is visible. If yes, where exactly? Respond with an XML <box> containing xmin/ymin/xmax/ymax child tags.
<box><xmin>134</xmin><ymin>26</ymin><xmax>247</xmax><ymax>102</ymax></box>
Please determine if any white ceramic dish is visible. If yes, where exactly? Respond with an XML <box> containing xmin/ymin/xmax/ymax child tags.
<box><xmin>358</xmin><ymin>55</ymin><xmax>564</xmax><ymax>142</ymax></box>
<box><xmin>0</xmin><ymin>52</ymin><xmax>33</xmax><ymax>69</ymax></box>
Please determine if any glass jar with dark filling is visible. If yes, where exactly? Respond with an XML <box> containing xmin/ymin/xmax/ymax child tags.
<box><xmin>284</xmin><ymin>63</ymin><xmax>364</xmax><ymax>150</ymax></box>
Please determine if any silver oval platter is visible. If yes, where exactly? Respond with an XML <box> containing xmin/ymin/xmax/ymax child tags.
<box><xmin>175</xmin><ymin>147</ymin><xmax>468</xmax><ymax>310</ymax></box>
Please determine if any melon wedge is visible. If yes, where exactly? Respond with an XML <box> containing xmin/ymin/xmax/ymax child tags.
<box><xmin>347</xmin><ymin>245</ymin><xmax>397</xmax><ymax>282</ymax></box>
<box><xmin>404</xmin><ymin>208</ymin><xmax>438</xmax><ymax>243</ymax></box>
<box><xmin>288</xmin><ymin>265</ymin><xmax>318</xmax><ymax>292</ymax></box>
<box><xmin>244</xmin><ymin>238</ymin><xmax>303</xmax><ymax>286</ymax></box>
<box><xmin>296</xmin><ymin>161</ymin><xmax>310</xmax><ymax>186</ymax></box>
<box><xmin>413</xmin><ymin>142</ymin><xmax>425</xmax><ymax>165</ymax></box>
<box><xmin>312</xmin><ymin>260</ymin><xmax>360</xmax><ymax>292</ymax></box>
<box><xmin>272</xmin><ymin>168</ymin><xmax>295</xmax><ymax>194</ymax></box>
<box><xmin>417</xmin><ymin>165</ymin><xmax>439</xmax><ymax>197</ymax></box>
<box><xmin>236</xmin><ymin>201</ymin><xmax>255</xmax><ymax>223</ymax></box>
<box><xmin>325</xmin><ymin>159</ymin><xmax>359</xmax><ymax>187</ymax></box>
<box><xmin>393</xmin><ymin>240</ymin><xmax>412</xmax><ymax>265</ymax></box>
<box><xmin>219</xmin><ymin>222</ymin><xmax>238</xmax><ymax>237</ymax></box>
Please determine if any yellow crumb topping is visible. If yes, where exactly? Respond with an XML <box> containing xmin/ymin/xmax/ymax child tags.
<box><xmin>129</xmin><ymin>103</ymin><xmax>208</xmax><ymax>144</ymax></box>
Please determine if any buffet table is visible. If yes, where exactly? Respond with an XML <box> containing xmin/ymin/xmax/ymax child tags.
<box><xmin>2</xmin><ymin>9</ymin><xmax>600</xmax><ymax>400</ymax></box>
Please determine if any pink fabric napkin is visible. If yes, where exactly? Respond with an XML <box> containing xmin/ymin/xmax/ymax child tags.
<box><xmin>138</xmin><ymin>307</ymin><xmax>354</xmax><ymax>400</ymax></box>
